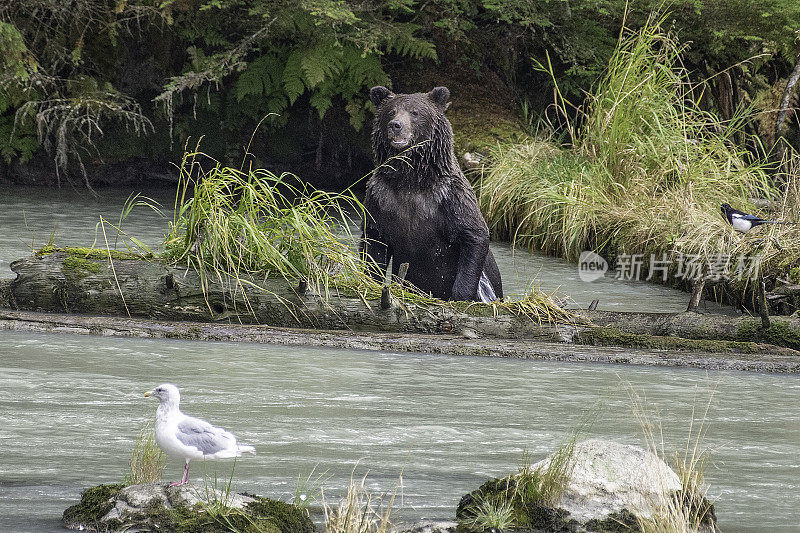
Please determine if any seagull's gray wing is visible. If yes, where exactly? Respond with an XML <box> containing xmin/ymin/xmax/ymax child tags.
<box><xmin>176</xmin><ymin>416</ymin><xmax>235</xmax><ymax>455</ymax></box>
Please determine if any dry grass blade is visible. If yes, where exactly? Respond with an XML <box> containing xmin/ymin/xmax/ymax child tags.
<box><xmin>625</xmin><ymin>382</ymin><xmax>717</xmax><ymax>533</ymax></box>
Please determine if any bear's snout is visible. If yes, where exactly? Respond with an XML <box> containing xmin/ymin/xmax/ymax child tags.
<box><xmin>386</xmin><ymin>111</ymin><xmax>412</xmax><ymax>149</ymax></box>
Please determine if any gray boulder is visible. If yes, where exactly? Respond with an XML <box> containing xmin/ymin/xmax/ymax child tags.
<box><xmin>458</xmin><ymin>438</ymin><xmax>716</xmax><ymax>532</ymax></box>
<box><xmin>102</xmin><ymin>483</ymin><xmax>257</xmax><ymax>523</ymax></box>
<box><xmin>533</xmin><ymin>438</ymin><xmax>681</xmax><ymax>523</ymax></box>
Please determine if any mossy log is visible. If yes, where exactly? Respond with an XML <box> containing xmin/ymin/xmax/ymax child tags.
<box><xmin>4</xmin><ymin>249</ymin><xmax>559</xmax><ymax>339</ymax></box>
<box><xmin>3</xmin><ymin>249</ymin><xmax>800</xmax><ymax>357</ymax></box>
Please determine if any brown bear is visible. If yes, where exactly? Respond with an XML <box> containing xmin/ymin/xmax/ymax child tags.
<box><xmin>360</xmin><ymin>85</ymin><xmax>503</xmax><ymax>302</ymax></box>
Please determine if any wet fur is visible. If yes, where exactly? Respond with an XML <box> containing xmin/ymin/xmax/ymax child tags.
<box><xmin>361</xmin><ymin>86</ymin><xmax>503</xmax><ymax>301</ymax></box>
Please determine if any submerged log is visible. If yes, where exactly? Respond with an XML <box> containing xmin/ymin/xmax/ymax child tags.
<box><xmin>3</xmin><ymin>249</ymin><xmax>800</xmax><ymax>355</ymax></box>
<box><xmin>2</xmin><ymin>309</ymin><xmax>799</xmax><ymax>372</ymax></box>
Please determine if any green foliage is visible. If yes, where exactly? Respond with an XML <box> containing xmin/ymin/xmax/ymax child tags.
<box><xmin>4</xmin><ymin>0</ymin><xmax>800</xmax><ymax>183</ymax></box>
<box><xmin>156</xmin><ymin>0</ymin><xmax>433</xmax><ymax>137</ymax></box>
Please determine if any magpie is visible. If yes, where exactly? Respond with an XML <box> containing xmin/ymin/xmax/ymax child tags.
<box><xmin>720</xmin><ymin>203</ymin><xmax>792</xmax><ymax>234</ymax></box>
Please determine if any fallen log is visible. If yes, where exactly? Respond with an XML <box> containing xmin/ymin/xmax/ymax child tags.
<box><xmin>3</xmin><ymin>248</ymin><xmax>800</xmax><ymax>354</ymax></box>
<box><xmin>4</xmin><ymin>248</ymin><xmax>559</xmax><ymax>339</ymax></box>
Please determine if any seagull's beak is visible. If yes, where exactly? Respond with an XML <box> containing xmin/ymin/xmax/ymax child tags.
<box><xmin>144</xmin><ymin>390</ymin><xmax>154</xmax><ymax>398</ymax></box>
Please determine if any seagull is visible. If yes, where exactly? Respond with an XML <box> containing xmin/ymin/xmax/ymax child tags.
<box><xmin>720</xmin><ymin>203</ymin><xmax>792</xmax><ymax>234</ymax></box>
<box><xmin>144</xmin><ymin>383</ymin><xmax>255</xmax><ymax>486</ymax></box>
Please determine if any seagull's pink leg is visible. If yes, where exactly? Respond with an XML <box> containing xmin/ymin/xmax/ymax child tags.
<box><xmin>169</xmin><ymin>460</ymin><xmax>190</xmax><ymax>486</ymax></box>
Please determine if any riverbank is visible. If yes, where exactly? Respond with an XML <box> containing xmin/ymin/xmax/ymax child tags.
<box><xmin>2</xmin><ymin>309</ymin><xmax>798</xmax><ymax>373</ymax></box>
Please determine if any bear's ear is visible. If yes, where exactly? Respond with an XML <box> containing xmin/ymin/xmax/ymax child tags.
<box><xmin>370</xmin><ymin>86</ymin><xmax>394</xmax><ymax>107</ymax></box>
<box><xmin>428</xmin><ymin>86</ymin><xmax>450</xmax><ymax>110</ymax></box>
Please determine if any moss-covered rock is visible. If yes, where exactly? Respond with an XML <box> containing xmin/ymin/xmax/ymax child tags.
<box><xmin>62</xmin><ymin>484</ymin><xmax>125</xmax><ymax>531</ymax></box>
<box><xmin>37</xmin><ymin>245</ymin><xmax>152</xmax><ymax>261</ymax></box>
<box><xmin>61</xmin><ymin>483</ymin><xmax>314</xmax><ymax>533</ymax></box>
<box><xmin>455</xmin><ymin>439</ymin><xmax>717</xmax><ymax>533</ymax></box>
<box><xmin>456</xmin><ymin>476</ymin><xmax>580</xmax><ymax>532</ymax></box>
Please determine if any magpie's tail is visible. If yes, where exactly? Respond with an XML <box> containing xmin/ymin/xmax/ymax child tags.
<box><xmin>765</xmin><ymin>221</ymin><xmax>796</xmax><ymax>225</ymax></box>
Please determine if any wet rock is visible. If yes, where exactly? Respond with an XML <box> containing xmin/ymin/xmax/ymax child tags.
<box><xmin>555</xmin><ymin>324</ymin><xmax>578</xmax><ymax>343</ymax></box>
<box><xmin>62</xmin><ymin>482</ymin><xmax>314</xmax><ymax>532</ymax></box>
<box><xmin>457</xmin><ymin>438</ymin><xmax>717</xmax><ymax>532</ymax></box>
<box><xmin>533</xmin><ymin>438</ymin><xmax>680</xmax><ymax>523</ymax></box>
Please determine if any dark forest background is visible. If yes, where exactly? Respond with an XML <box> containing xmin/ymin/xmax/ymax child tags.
<box><xmin>2</xmin><ymin>0</ymin><xmax>799</xmax><ymax>190</ymax></box>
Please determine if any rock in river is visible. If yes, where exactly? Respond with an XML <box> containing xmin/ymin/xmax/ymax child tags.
<box><xmin>62</xmin><ymin>482</ymin><xmax>315</xmax><ymax>532</ymax></box>
<box><xmin>457</xmin><ymin>438</ymin><xmax>717</xmax><ymax>532</ymax></box>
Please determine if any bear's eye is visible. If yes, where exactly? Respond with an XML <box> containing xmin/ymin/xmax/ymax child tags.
<box><xmin>410</xmin><ymin>109</ymin><xmax>420</xmax><ymax>117</ymax></box>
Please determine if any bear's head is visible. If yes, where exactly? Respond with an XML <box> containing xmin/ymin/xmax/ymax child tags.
<box><xmin>370</xmin><ymin>86</ymin><xmax>451</xmax><ymax>154</ymax></box>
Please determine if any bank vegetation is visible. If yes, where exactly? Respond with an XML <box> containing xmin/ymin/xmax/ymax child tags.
<box><xmin>479</xmin><ymin>15</ymin><xmax>800</xmax><ymax>313</ymax></box>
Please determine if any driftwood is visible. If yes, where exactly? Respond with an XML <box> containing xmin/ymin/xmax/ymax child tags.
<box><xmin>3</xmin><ymin>249</ymin><xmax>800</xmax><ymax>354</ymax></box>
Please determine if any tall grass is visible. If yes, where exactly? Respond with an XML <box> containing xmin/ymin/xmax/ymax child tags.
<box><xmin>294</xmin><ymin>465</ymin><xmax>330</xmax><ymax>514</ymax></box>
<box><xmin>730</xmin><ymin>152</ymin><xmax>800</xmax><ymax>290</ymax></box>
<box><xmin>480</xmin><ymin>13</ymin><xmax>776</xmax><ymax>276</ymax></box>
<box><xmin>163</xmin><ymin>150</ymin><xmax>368</xmax><ymax>300</ymax></box>
<box><xmin>626</xmin><ymin>383</ymin><xmax>717</xmax><ymax>533</ymax></box>
<box><xmin>123</xmin><ymin>426</ymin><xmax>166</xmax><ymax>485</ymax></box>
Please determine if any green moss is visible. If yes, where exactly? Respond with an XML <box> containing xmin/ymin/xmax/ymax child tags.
<box><xmin>62</xmin><ymin>255</ymin><xmax>103</xmax><ymax>277</ymax></box>
<box><xmin>583</xmin><ymin>510</ymin><xmax>639</xmax><ymax>531</ymax></box>
<box><xmin>456</xmin><ymin>477</ymin><xmax>580</xmax><ymax>531</ymax></box>
<box><xmin>131</xmin><ymin>496</ymin><xmax>310</xmax><ymax>533</ymax></box>
<box><xmin>37</xmin><ymin>246</ymin><xmax>152</xmax><ymax>261</ymax></box>
<box><xmin>446</xmin><ymin>88</ymin><xmax>529</xmax><ymax>158</ymax></box>
<box><xmin>243</xmin><ymin>497</ymin><xmax>315</xmax><ymax>533</ymax></box>
<box><xmin>62</xmin><ymin>483</ymin><xmax>125</xmax><ymax>530</ymax></box>
<box><xmin>451</xmin><ymin>112</ymin><xmax>528</xmax><ymax>159</ymax></box>
<box><xmin>789</xmin><ymin>266</ymin><xmax>800</xmax><ymax>284</ymax></box>
<box><xmin>582</xmin><ymin>326</ymin><xmax>776</xmax><ymax>353</ymax></box>
<box><xmin>450</xmin><ymin>301</ymin><xmax>503</xmax><ymax>317</ymax></box>
<box><xmin>736</xmin><ymin>320</ymin><xmax>800</xmax><ymax>350</ymax></box>
<box><xmin>36</xmin><ymin>245</ymin><xmax>56</xmax><ymax>257</ymax></box>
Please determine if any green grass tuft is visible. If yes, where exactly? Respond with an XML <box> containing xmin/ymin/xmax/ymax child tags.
<box><xmin>123</xmin><ymin>426</ymin><xmax>166</xmax><ymax>485</ymax></box>
<box><xmin>457</xmin><ymin>437</ymin><xmax>577</xmax><ymax>530</ymax></box>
